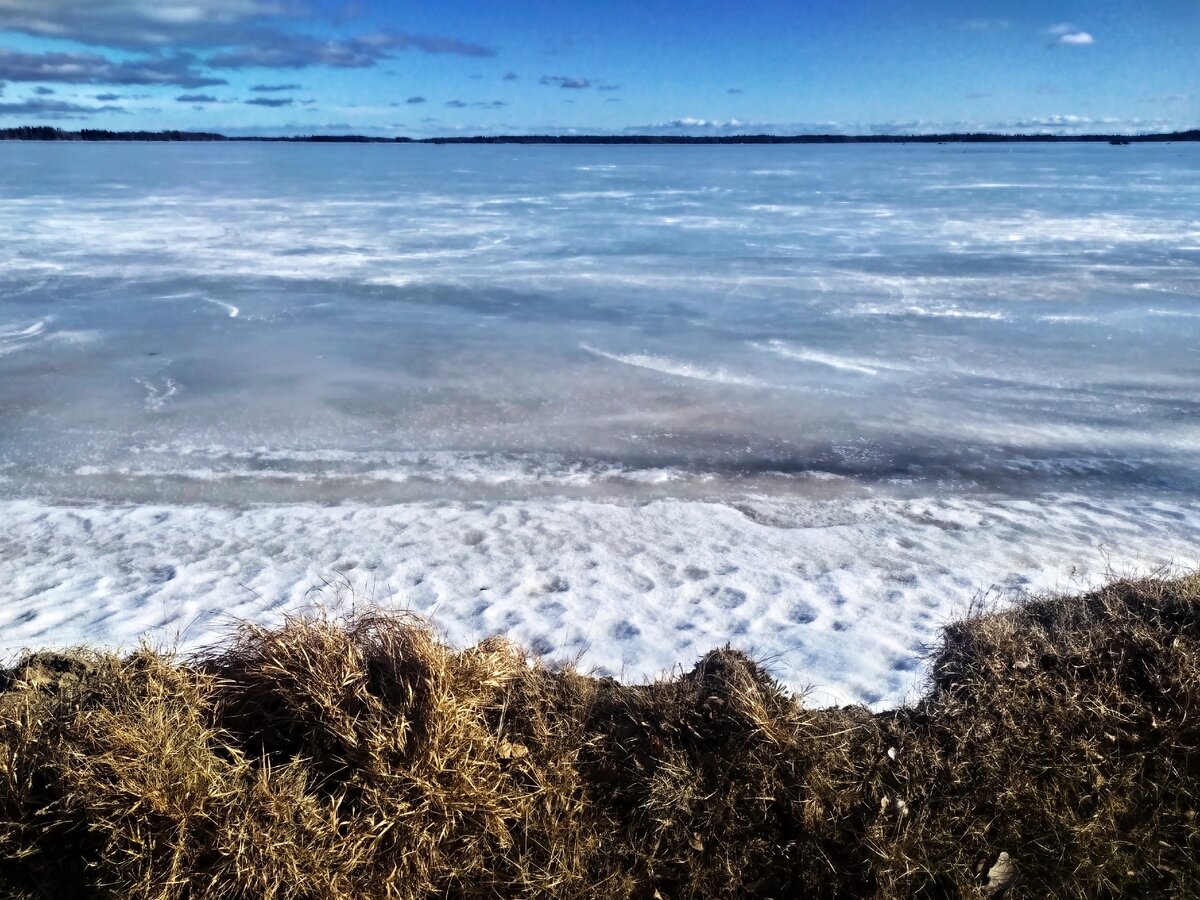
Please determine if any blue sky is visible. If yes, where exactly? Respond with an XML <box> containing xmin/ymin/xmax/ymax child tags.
<box><xmin>0</xmin><ymin>0</ymin><xmax>1195</xmax><ymax>135</ymax></box>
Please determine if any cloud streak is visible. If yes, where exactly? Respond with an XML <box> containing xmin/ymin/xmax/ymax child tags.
<box><xmin>0</xmin><ymin>1</ymin><xmax>496</xmax><ymax>86</ymax></box>
<box><xmin>0</xmin><ymin>0</ymin><xmax>302</xmax><ymax>49</ymax></box>
<box><xmin>0</xmin><ymin>98</ymin><xmax>125</xmax><ymax>117</ymax></box>
<box><xmin>0</xmin><ymin>48</ymin><xmax>226</xmax><ymax>87</ymax></box>
<box><xmin>207</xmin><ymin>30</ymin><xmax>494</xmax><ymax>68</ymax></box>
<box><xmin>625</xmin><ymin>115</ymin><xmax>1165</xmax><ymax>137</ymax></box>
<box><xmin>540</xmin><ymin>75</ymin><xmax>591</xmax><ymax>89</ymax></box>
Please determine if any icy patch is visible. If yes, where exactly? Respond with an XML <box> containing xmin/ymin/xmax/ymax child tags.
<box><xmin>756</xmin><ymin>340</ymin><xmax>913</xmax><ymax>376</ymax></box>
<box><xmin>205</xmin><ymin>299</ymin><xmax>240</xmax><ymax>318</ymax></box>
<box><xmin>851</xmin><ymin>304</ymin><xmax>1008</xmax><ymax>321</ymax></box>
<box><xmin>1148</xmin><ymin>308</ymin><xmax>1200</xmax><ymax>320</ymax></box>
<box><xmin>133</xmin><ymin>377</ymin><xmax>180</xmax><ymax>412</ymax></box>
<box><xmin>0</xmin><ymin>318</ymin><xmax>49</xmax><ymax>356</ymax></box>
<box><xmin>2</xmin><ymin>493</ymin><xmax>1197</xmax><ymax>710</ymax></box>
<box><xmin>1036</xmin><ymin>314</ymin><xmax>1101</xmax><ymax>324</ymax></box>
<box><xmin>581</xmin><ymin>343</ymin><xmax>770</xmax><ymax>388</ymax></box>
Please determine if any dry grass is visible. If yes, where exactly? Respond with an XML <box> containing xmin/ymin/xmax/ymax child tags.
<box><xmin>2</xmin><ymin>573</ymin><xmax>1199</xmax><ymax>898</ymax></box>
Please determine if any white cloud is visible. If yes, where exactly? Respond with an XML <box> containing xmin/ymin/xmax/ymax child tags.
<box><xmin>1000</xmin><ymin>114</ymin><xmax>1165</xmax><ymax>133</ymax></box>
<box><xmin>624</xmin><ymin>115</ymin><xmax>1171</xmax><ymax>138</ymax></box>
<box><xmin>628</xmin><ymin>119</ymin><xmax>851</xmax><ymax>136</ymax></box>
<box><xmin>1046</xmin><ymin>23</ymin><xmax>1095</xmax><ymax>45</ymax></box>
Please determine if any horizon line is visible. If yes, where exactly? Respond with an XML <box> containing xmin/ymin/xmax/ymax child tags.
<box><xmin>2</xmin><ymin>126</ymin><xmax>1198</xmax><ymax>144</ymax></box>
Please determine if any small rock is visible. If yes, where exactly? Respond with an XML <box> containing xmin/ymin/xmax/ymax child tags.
<box><xmin>497</xmin><ymin>740</ymin><xmax>529</xmax><ymax>760</ymax></box>
<box><xmin>983</xmin><ymin>851</ymin><xmax>1016</xmax><ymax>896</ymax></box>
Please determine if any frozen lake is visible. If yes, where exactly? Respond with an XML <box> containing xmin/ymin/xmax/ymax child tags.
<box><xmin>2</xmin><ymin>141</ymin><xmax>1199</xmax><ymax>705</ymax></box>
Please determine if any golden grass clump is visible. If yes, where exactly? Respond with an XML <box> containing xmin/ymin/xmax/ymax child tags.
<box><xmin>2</xmin><ymin>573</ymin><xmax>1199</xmax><ymax>898</ymax></box>
<box><xmin>865</xmin><ymin>571</ymin><xmax>1200</xmax><ymax>898</ymax></box>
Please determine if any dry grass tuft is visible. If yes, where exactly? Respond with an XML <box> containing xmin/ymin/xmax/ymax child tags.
<box><xmin>2</xmin><ymin>573</ymin><xmax>1199</xmax><ymax>898</ymax></box>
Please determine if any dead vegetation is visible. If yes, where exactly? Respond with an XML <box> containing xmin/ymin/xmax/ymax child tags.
<box><xmin>2</xmin><ymin>572</ymin><xmax>1199</xmax><ymax>898</ymax></box>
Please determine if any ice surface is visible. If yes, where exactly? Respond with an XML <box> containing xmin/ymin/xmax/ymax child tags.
<box><xmin>1</xmin><ymin>142</ymin><xmax>1198</xmax><ymax>706</ymax></box>
<box><xmin>2</xmin><ymin>493</ymin><xmax>1197</xmax><ymax>708</ymax></box>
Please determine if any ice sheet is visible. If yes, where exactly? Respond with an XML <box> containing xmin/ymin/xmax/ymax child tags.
<box><xmin>2</xmin><ymin>142</ymin><xmax>1198</xmax><ymax>706</ymax></box>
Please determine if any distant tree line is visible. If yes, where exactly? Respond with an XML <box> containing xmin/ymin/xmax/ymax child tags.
<box><xmin>421</xmin><ymin>131</ymin><xmax>1200</xmax><ymax>144</ymax></box>
<box><xmin>0</xmin><ymin>127</ymin><xmax>229</xmax><ymax>141</ymax></box>
<box><xmin>0</xmin><ymin>127</ymin><xmax>410</xmax><ymax>143</ymax></box>
<box><xmin>2</xmin><ymin>126</ymin><xmax>1197</xmax><ymax>144</ymax></box>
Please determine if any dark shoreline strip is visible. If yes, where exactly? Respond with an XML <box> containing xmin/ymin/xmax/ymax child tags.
<box><xmin>1</xmin><ymin>126</ymin><xmax>1198</xmax><ymax>143</ymax></box>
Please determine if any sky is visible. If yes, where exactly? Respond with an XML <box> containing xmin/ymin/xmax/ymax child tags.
<box><xmin>0</xmin><ymin>0</ymin><xmax>1196</xmax><ymax>136</ymax></box>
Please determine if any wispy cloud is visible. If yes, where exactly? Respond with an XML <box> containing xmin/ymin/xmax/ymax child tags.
<box><xmin>0</xmin><ymin>0</ymin><xmax>302</xmax><ymax>50</ymax></box>
<box><xmin>0</xmin><ymin>0</ymin><xmax>496</xmax><ymax>86</ymax></box>
<box><xmin>245</xmin><ymin>96</ymin><xmax>293</xmax><ymax>107</ymax></box>
<box><xmin>251</xmin><ymin>83</ymin><xmax>300</xmax><ymax>92</ymax></box>
<box><xmin>1002</xmin><ymin>114</ymin><xmax>1158</xmax><ymax>131</ymax></box>
<box><xmin>1058</xmin><ymin>31</ymin><xmax>1094</xmax><ymax>45</ymax></box>
<box><xmin>503</xmin><ymin>72</ymin><xmax>518</xmax><ymax>81</ymax></box>
<box><xmin>629</xmin><ymin>117</ymin><xmax>792</xmax><ymax>135</ymax></box>
<box><xmin>1047</xmin><ymin>23</ymin><xmax>1094</xmax><ymax>46</ymax></box>
<box><xmin>439</xmin><ymin>99</ymin><xmax>505</xmax><ymax>110</ymax></box>
<box><xmin>0</xmin><ymin>48</ymin><xmax>226</xmax><ymax>87</ymax></box>
<box><xmin>405</xmin><ymin>95</ymin><xmax>426</xmax><ymax>104</ymax></box>
<box><xmin>537</xmin><ymin>75</ymin><xmax>619</xmax><ymax>92</ymax></box>
<box><xmin>176</xmin><ymin>93</ymin><xmax>218</xmax><ymax>103</ymax></box>
<box><xmin>0</xmin><ymin>98</ymin><xmax>125</xmax><ymax>117</ymax></box>
<box><xmin>208</xmin><ymin>30</ymin><xmax>494</xmax><ymax>69</ymax></box>
<box><xmin>540</xmin><ymin>75</ymin><xmax>591</xmax><ymax>89</ymax></box>
<box><xmin>626</xmin><ymin>115</ymin><xmax>1167</xmax><ymax>137</ymax></box>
